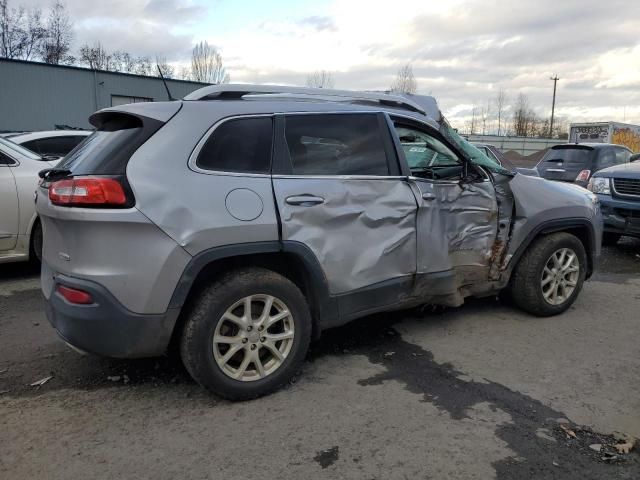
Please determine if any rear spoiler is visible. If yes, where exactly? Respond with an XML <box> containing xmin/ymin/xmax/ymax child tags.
<box><xmin>90</xmin><ymin>101</ymin><xmax>182</xmax><ymax>127</ymax></box>
<box><xmin>551</xmin><ymin>144</ymin><xmax>594</xmax><ymax>151</ymax></box>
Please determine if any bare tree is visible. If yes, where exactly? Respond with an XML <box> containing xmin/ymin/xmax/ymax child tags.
<box><xmin>0</xmin><ymin>0</ymin><xmax>45</xmax><ymax>60</ymax></box>
<box><xmin>155</xmin><ymin>55</ymin><xmax>174</xmax><ymax>79</ymax></box>
<box><xmin>480</xmin><ymin>99</ymin><xmax>491</xmax><ymax>135</ymax></box>
<box><xmin>552</xmin><ymin>116</ymin><xmax>569</xmax><ymax>139</ymax></box>
<box><xmin>79</xmin><ymin>42</ymin><xmax>112</xmax><ymax>70</ymax></box>
<box><xmin>390</xmin><ymin>63</ymin><xmax>417</xmax><ymax>94</ymax></box>
<box><xmin>133</xmin><ymin>55</ymin><xmax>151</xmax><ymax>76</ymax></box>
<box><xmin>178</xmin><ymin>65</ymin><xmax>192</xmax><ymax>81</ymax></box>
<box><xmin>512</xmin><ymin>93</ymin><xmax>541</xmax><ymax>137</ymax></box>
<box><xmin>469</xmin><ymin>104</ymin><xmax>479</xmax><ymax>135</ymax></box>
<box><xmin>111</xmin><ymin>50</ymin><xmax>136</xmax><ymax>73</ymax></box>
<box><xmin>41</xmin><ymin>0</ymin><xmax>73</xmax><ymax>64</ymax></box>
<box><xmin>190</xmin><ymin>41</ymin><xmax>229</xmax><ymax>83</ymax></box>
<box><xmin>21</xmin><ymin>7</ymin><xmax>44</xmax><ymax>60</ymax></box>
<box><xmin>494</xmin><ymin>88</ymin><xmax>507</xmax><ymax>136</ymax></box>
<box><xmin>306</xmin><ymin>70</ymin><xmax>334</xmax><ymax>88</ymax></box>
<box><xmin>0</xmin><ymin>0</ymin><xmax>24</xmax><ymax>58</ymax></box>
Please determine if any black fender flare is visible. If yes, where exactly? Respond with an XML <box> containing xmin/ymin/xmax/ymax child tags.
<box><xmin>168</xmin><ymin>240</ymin><xmax>339</xmax><ymax>330</ymax></box>
<box><xmin>508</xmin><ymin>218</ymin><xmax>598</xmax><ymax>278</ymax></box>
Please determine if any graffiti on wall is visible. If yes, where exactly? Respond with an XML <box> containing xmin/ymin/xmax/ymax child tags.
<box><xmin>612</xmin><ymin>128</ymin><xmax>640</xmax><ymax>153</ymax></box>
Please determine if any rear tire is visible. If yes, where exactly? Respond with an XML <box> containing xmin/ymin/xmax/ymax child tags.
<box><xmin>602</xmin><ymin>232</ymin><xmax>621</xmax><ymax>246</ymax></box>
<box><xmin>180</xmin><ymin>267</ymin><xmax>312</xmax><ymax>400</ymax></box>
<box><xmin>508</xmin><ymin>232</ymin><xmax>587</xmax><ymax>317</ymax></box>
<box><xmin>29</xmin><ymin>220</ymin><xmax>43</xmax><ymax>264</ymax></box>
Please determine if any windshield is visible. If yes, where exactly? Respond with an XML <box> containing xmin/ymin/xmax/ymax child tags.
<box><xmin>396</xmin><ymin>126</ymin><xmax>460</xmax><ymax>169</ymax></box>
<box><xmin>439</xmin><ymin>121</ymin><xmax>513</xmax><ymax>175</ymax></box>
<box><xmin>0</xmin><ymin>136</ymin><xmax>42</xmax><ymax>161</ymax></box>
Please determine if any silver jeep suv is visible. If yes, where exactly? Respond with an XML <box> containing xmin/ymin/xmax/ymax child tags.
<box><xmin>37</xmin><ymin>85</ymin><xmax>602</xmax><ymax>399</ymax></box>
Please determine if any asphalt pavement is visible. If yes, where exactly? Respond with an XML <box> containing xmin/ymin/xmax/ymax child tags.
<box><xmin>1</xmin><ymin>239</ymin><xmax>639</xmax><ymax>479</ymax></box>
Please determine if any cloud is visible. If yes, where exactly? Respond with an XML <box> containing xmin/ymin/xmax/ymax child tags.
<box><xmin>17</xmin><ymin>0</ymin><xmax>640</xmax><ymax>126</ymax></box>
<box><xmin>297</xmin><ymin>15</ymin><xmax>337</xmax><ymax>32</ymax></box>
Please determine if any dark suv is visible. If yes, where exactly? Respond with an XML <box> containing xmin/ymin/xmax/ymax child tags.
<box><xmin>588</xmin><ymin>155</ymin><xmax>640</xmax><ymax>244</ymax></box>
<box><xmin>538</xmin><ymin>143</ymin><xmax>632</xmax><ymax>187</ymax></box>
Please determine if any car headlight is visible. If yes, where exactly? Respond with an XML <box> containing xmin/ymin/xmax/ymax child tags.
<box><xmin>587</xmin><ymin>177</ymin><xmax>610</xmax><ymax>195</ymax></box>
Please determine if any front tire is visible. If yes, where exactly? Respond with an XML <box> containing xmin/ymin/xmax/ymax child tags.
<box><xmin>180</xmin><ymin>267</ymin><xmax>312</xmax><ymax>400</ymax></box>
<box><xmin>508</xmin><ymin>232</ymin><xmax>587</xmax><ymax>316</ymax></box>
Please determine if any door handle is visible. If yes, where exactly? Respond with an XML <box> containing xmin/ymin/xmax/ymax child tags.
<box><xmin>285</xmin><ymin>195</ymin><xmax>325</xmax><ymax>206</ymax></box>
<box><xmin>422</xmin><ymin>192</ymin><xmax>436</xmax><ymax>201</ymax></box>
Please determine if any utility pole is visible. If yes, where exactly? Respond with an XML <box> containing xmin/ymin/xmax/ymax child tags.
<box><xmin>549</xmin><ymin>74</ymin><xmax>559</xmax><ymax>138</ymax></box>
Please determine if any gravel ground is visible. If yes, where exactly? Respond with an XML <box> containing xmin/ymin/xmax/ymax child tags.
<box><xmin>1</xmin><ymin>238</ymin><xmax>639</xmax><ymax>479</ymax></box>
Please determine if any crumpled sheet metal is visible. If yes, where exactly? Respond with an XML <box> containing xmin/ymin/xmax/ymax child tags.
<box><xmin>274</xmin><ymin>178</ymin><xmax>417</xmax><ymax>294</ymax></box>
<box><xmin>415</xmin><ymin>180</ymin><xmax>498</xmax><ymax>273</ymax></box>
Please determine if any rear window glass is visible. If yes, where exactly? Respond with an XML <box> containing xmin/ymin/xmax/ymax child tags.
<box><xmin>57</xmin><ymin>114</ymin><xmax>160</xmax><ymax>175</ymax></box>
<box><xmin>196</xmin><ymin>117</ymin><xmax>273</xmax><ymax>173</ymax></box>
<box><xmin>58</xmin><ymin>128</ymin><xmax>141</xmax><ymax>175</ymax></box>
<box><xmin>284</xmin><ymin>114</ymin><xmax>389</xmax><ymax>176</ymax></box>
<box><xmin>541</xmin><ymin>148</ymin><xmax>594</xmax><ymax>166</ymax></box>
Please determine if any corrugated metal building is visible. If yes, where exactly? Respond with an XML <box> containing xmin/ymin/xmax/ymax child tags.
<box><xmin>0</xmin><ymin>58</ymin><xmax>209</xmax><ymax>132</ymax></box>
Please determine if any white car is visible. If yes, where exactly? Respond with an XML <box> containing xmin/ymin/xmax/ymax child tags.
<box><xmin>0</xmin><ymin>137</ymin><xmax>59</xmax><ymax>263</ymax></box>
<box><xmin>2</xmin><ymin>130</ymin><xmax>91</xmax><ymax>159</ymax></box>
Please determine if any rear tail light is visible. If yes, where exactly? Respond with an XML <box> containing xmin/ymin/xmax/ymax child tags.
<box><xmin>56</xmin><ymin>285</ymin><xmax>94</xmax><ymax>305</ymax></box>
<box><xmin>575</xmin><ymin>170</ymin><xmax>591</xmax><ymax>182</ymax></box>
<box><xmin>49</xmin><ymin>177</ymin><xmax>128</xmax><ymax>207</ymax></box>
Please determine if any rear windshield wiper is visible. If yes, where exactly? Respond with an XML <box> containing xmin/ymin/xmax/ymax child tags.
<box><xmin>38</xmin><ymin>167</ymin><xmax>72</xmax><ymax>179</ymax></box>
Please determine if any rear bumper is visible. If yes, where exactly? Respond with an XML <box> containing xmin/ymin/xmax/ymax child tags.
<box><xmin>43</xmin><ymin>268</ymin><xmax>180</xmax><ymax>358</ymax></box>
<box><xmin>597</xmin><ymin>194</ymin><xmax>640</xmax><ymax>238</ymax></box>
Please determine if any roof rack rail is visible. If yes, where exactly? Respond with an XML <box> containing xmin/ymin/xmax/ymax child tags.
<box><xmin>183</xmin><ymin>84</ymin><xmax>427</xmax><ymax>115</ymax></box>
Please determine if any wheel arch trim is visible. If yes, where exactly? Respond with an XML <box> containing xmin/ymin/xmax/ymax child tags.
<box><xmin>509</xmin><ymin>218</ymin><xmax>597</xmax><ymax>278</ymax></box>
<box><xmin>168</xmin><ymin>241</ymin><xmax>339</xmax><ymax>329</ymax></box>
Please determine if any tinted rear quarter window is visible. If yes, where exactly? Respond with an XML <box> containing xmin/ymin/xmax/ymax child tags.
<box><xmin>0</xmin><ymin>151</ymin><xmax>16</xmax><ymax>165</ymax></box>
<box><xmin>284</xmin><ymin>114</ymin><xmax>389</xmax><ymax>175</ymax></box>
<box><xmin>196</xmin><ymin>117</ymin><xmax>273</xmax><ymax>174</ymax></box>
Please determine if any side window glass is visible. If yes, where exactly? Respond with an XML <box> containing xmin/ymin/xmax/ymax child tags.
<box><xmin>614</xmin><ymin>148</ymin><xmax>631</xmax><ymax>164</ymax></box>
<box><xmin>21</xmin><ymin>139</ymin><xmax>42</xmax><ymax>155</ymax></box>
<box><xmin>33</xmin><ymin>137</ymin><xmax>76</xmax><ymax>156</ymax></box>
<box><xmin>44</xmin><ymin>136</ymin><xmax>86</xmax><ymax>156</ymax></box>
<box><xmin>393</xmin><ymin>123</ymin><xmax>461</xmax><ymax>178</ymax></box>
<box><xmin>196</xmin><ymin>117</ymin><xmax>273</xmax><ymax>173</ymax></box>
<box><xmin>598</xmin><ymin>148</ymin><xmax>616</xmax><ymax>169</ymax></box>
<box><xmin>284</xmin><ymin>114</ymin><xmax>389</xmax><ymax>176</ymax></box>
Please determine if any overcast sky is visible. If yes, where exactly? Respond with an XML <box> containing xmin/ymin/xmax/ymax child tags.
<box><xmin>19</xmin><ymin>0</ymin><xmax>640</xmax><ymax>129</ymax></box>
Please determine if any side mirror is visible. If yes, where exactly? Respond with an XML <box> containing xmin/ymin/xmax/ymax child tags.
<box><xmin>630</xmin><ymin>153</ymin><xmax>640</xmax><ymax>163</ymax></box>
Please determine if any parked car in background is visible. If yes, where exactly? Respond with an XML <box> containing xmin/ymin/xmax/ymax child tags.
<box><xmin>0</xmin><ymin>137</ymin><xmax>58</xmax><ymax>263</ymax></box>
<box><xmin>2</xmin><ymin>130</ymin><xmax>91</xmax><ymax>159</ymax></box>
<box><xmin>37</xmin><ymin>85</ymin><xmax>601</xmax><ymax>400</ymax></box>
<box><xmin>588</xmin><ymin>155</ymin><xmax>640</xmax><ymax>245</ymax></box>
<box><xmin>537</xmin><ymin>143</ymin><xmax>632</xmax><ymax>187</ymax></box>
<box><xmin>472</xmin><ymin>143</ymin><xmax>539</xmax><ymax>176</ymax></box>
